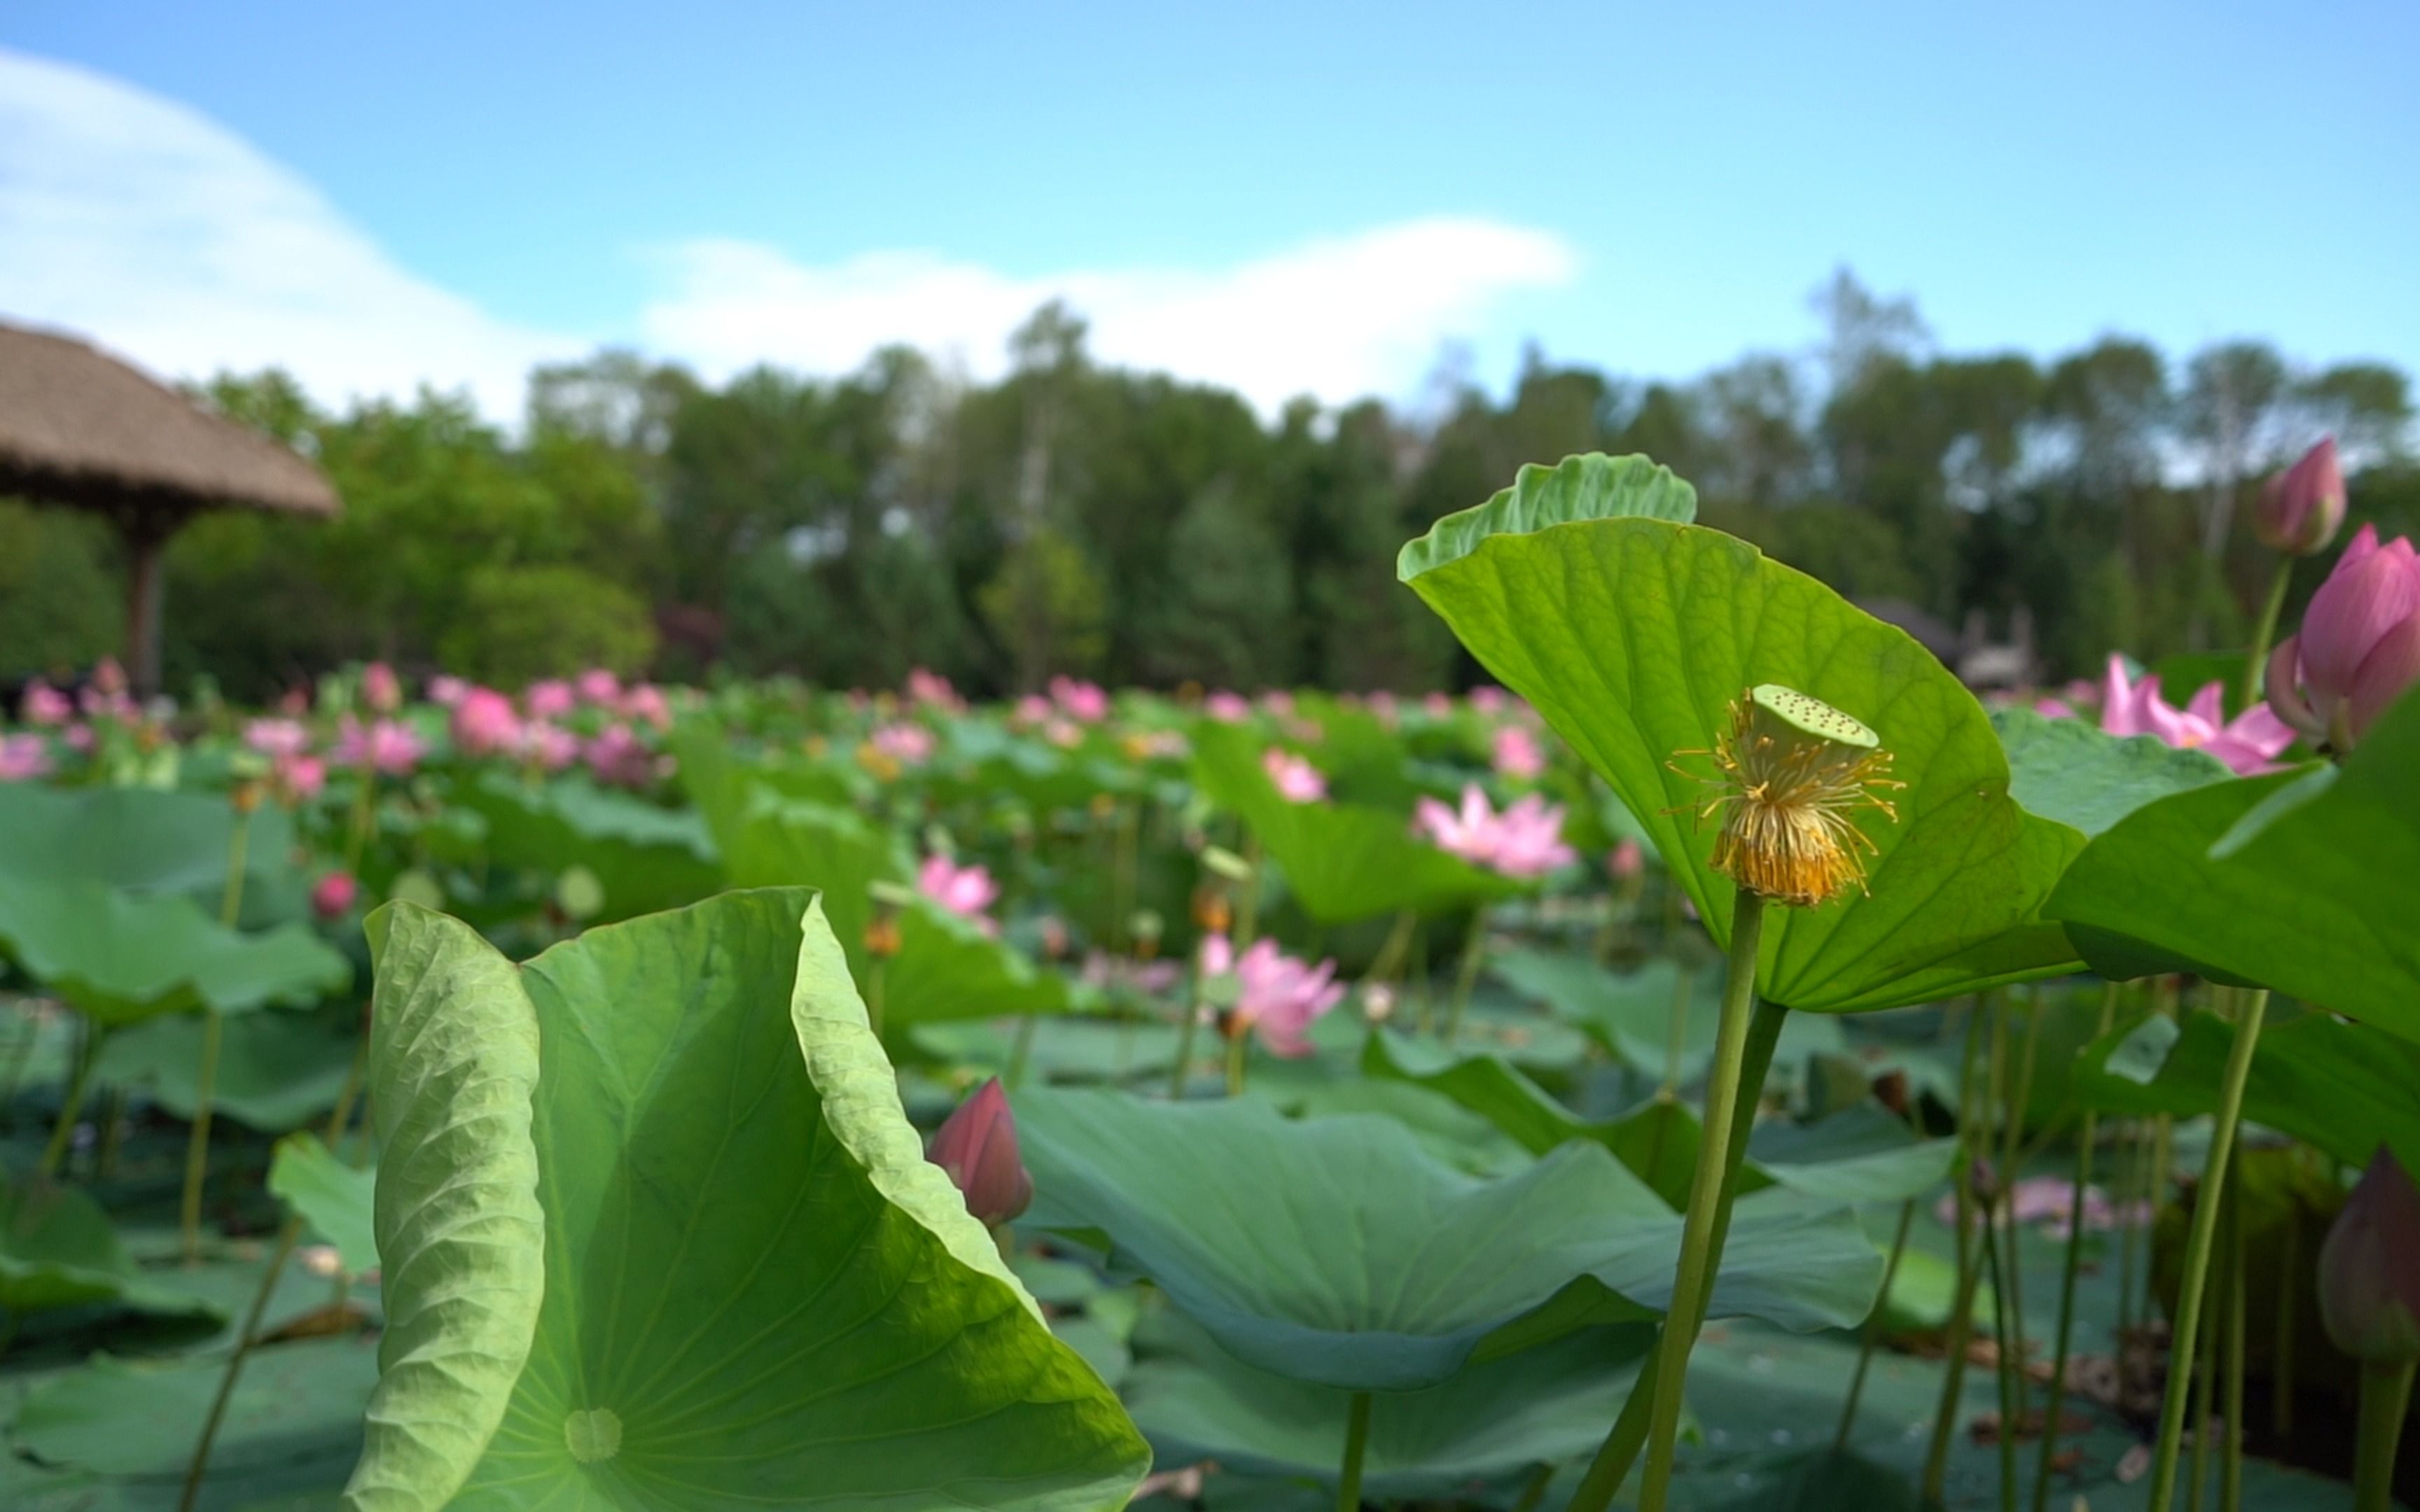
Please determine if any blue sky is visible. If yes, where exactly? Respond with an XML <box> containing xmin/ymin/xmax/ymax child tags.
<box><xmin>3</xmin><ymin>1</ymin><xmax>2414</xmax><ymax>419</ymax></box>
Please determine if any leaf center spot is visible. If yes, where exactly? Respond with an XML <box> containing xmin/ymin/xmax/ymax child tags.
<box><xmin>564</xmin><ymin>1408</ymin><xmax>623</xmax><ymax>1464</ymax></box>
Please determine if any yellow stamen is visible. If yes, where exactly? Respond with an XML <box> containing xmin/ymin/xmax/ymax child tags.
<box><xmin>1671</xmin><ymin>685</ymin><xmax>1903</xmax><ymax>909</ymax></box>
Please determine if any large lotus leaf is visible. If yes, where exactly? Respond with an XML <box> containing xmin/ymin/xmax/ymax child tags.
<box><xmin>1398</xmin><ymin>456</ymin><xmax>2085</xmax><ymax>1011</ymax></box>
<box><xmin>0</xmin><ymin>1180</ymin><xmax>223</xmax><ymax>1324</ymax></box>
<box><xmin>2073</xmin><ymin>1007</ymin><xmax>2420</xmax><ymax>1173</ymax></box>
<box><xmin>1125</xmin><ymin>1309</ymin><xmax>1651</xmax><ymax>1496</ymax></box>
<box><xmin>0</xmin><ymin>781</ymin><xmax>308</xmax><ymax>926</ymax></box>
<box><xmin>2045</xmin><ymin>692</ymin><xmax>2420</xmax><ymax>1040</ymax></box>
<box><xmin>270</xmin><ymin>1133</ymin><xmax>378</xmax><ymax>1276</ymax></box>
<box><xmin>1991</xmin><ymin>708</ymin><xmax>2234</xmax><ymax>836</ymax></box>
<box><xmin>0</xmin><ymin>874</ymin><xmax>349</xmax><ymax>1027</ymax></box>
<box><xmin>455</xmin><ymin>770</ymin><xmax>721</xmax><ymax>923</ymax></box>
<box><xmin>1191</xmin><ymin>723</ymin><xmax>1520</xmax><ymax>924</ymax></box>
<box><xmin>910</xmin><ymin>1018</ymin><xmax>1186</xmax><ymax>1084</ymax></box>
<box><xmin>352</xmin><ymin>890</ymin><xmax>1145</xmax><ymax>1511</ymax></box>
<box><xmin>1360</xmin><ymin>1034</ymin><xmax>1953</xmax><ymax>1209</ymax></box>
<box><xmin>1010</xmin><ymin>1087</ymin><xmax>1882</xmax><ymax>1392</ymax></box>
<box><xmin>95</xmin><ymin>1007</ymin><xmax>361</xmax><ymax>1132</ymax></box>
<box><xmin>11</xmin><ymin>1338</ymin><xmax>374</xmax><ymax>1482</ymax></box>
<box><xmin>670</xmin><ymin>724</ymin><xmax>868</xmax><ymax>855</ymax></box>
<box><xmin>721</xmin><ymin>797</ymin><xmax>1069</xmax><ymax>1032</ymax></box>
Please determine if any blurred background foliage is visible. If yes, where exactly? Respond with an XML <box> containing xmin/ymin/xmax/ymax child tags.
<box><xmin>3</xmin><ymin>270</ymin><xmax>2412</xmax><ymax>701</ymax></box>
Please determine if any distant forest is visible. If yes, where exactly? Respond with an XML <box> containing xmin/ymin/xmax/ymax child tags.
<box><xmin>4</xmin><ymin>270</ymin><xmax>2412</xmax><ymax>701</ymax></box>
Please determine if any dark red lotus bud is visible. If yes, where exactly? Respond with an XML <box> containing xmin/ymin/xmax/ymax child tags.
<box><xmin>927</xmin><ymin>1078</ymin><xmax>1033</xmax><ymax>1228</ymax></box>
<box><xmin>2318</xmin><ymin>1147</ymin><xmax>2420</xmax><ymax>1364</ymax></box>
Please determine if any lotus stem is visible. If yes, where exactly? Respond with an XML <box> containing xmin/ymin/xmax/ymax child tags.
<box><xmin>2119</xmin><ymin>1116</ymin><xmax>2144</xmax><ymax>1340</ymax></box>
<box><xmin>1443</xmin><ymin>909</ymin><xmax>1488</xmax><ymax>1046</ymax></box>
<box><xmin>2188</xmin><ymin>1226</ymin><xmax>2220</xmax><ymax>1511</ymax></box>
<box><xmin>1167</xmin><ymin>954</ymin><xmax>1205</xmax><ymax>1099</ymax></box>
<box><xmin>2145</xmin><ymin>988</ymin><xmax>2269</xmax><ymax>1512</ymax></box>
<box><xmin>1922</xmin><ymin>998</ymin><xmax>1993</xmax><ymax>1502</ymax></box>
<box><xmin>1632</xmin><ymin>889</ymin><xmax>1765</xmax><ymax>1511</ymax></box>
<box><xmin>1003</xmin><ymin>1013</ymin><xmax>1040</xmax><ymax>1091</ymax></box>
<box><xmin>2272</xmin><ymin>1201</ymin><xmax>2300</xmax><ymax>1440</ymax></box>
<box><xmin>1110</xmin><ymin>800</ymin><xmax>1139</xmax><ymax>954</ymax></box>
<box><xmin>1982</xmin><ymin>1209</ymin><xmax>2020</xmax><ymax>1512</ymax></box>
<box><xmin>39</xmin><ymin>1021</ymin><xmax>100</xmax><ymax>1180</ymax></box>
<box><xmin>2353</xmin><ymin>1360</ymin><xmax>2416</xmax><ymax>1512</ymax></box>
<box><xmin>1999</xmin><ymin>994</ymin><xmax>2042</xmax><ymax>1423</ymax></box>
<box><xmin>2032</xmin><ymin>980</ymin><xmax>2120</xmax><ymax>1512</ymax></box>
<box><xmin>1225</xmin><ymin>1025</ymin><xmax>1249</xmax><ymax>1097</ymax></box>
<box><xmin>1837</xmin><ymin>1198</ymin><xmax>1917</xmax><ymax>1450</ymax></box>
<box><xmin>2223</xmin><ymin>1163</ymin><xmax>2246</xmax><ymax>1512</ymax></box>
<box><xmin>1509</xmin><ymin>1462</ymin><xmax>1554</xmax><ymax>1512</ymax></box>
<box><xmin>1565</xmin><ymin>990</ymin><xmax>1789</xmax><ymax>1512</ymax></box>
<box><xmin>1233</xmin><ymin>834</ymin><xmax>1265</xmax><ymax>952</ymax></box>
<box><xmin>865</xmin><ymin>956</ymin><xmax>886</xmax><ymax>1042</ymax></box>
<box><xmin>1335</xmin><ymin>1390</ymin><xmax>1372</xmax><ymax>1511</ymax></box>
<box><xmin>2242</xmin><ymin>556</ymin><xmax>2294</xmax><ymax>711</ymax></box>
<box><xmin>179</xmin><ymin>1012</ymin><xmax>225</xmax><ymax>1264</ymax></box>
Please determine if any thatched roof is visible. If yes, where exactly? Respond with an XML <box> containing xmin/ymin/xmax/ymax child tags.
<box><xmin>0</xmin><ymin>322</ymin><xmax>338</xmax><ymax>522</ymax></box>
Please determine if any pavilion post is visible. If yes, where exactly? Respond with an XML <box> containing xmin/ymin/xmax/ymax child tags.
<box><xmin>122</xmin><ymin>517</ymin><xmax>173</xmax><ymax>699</ymax></box>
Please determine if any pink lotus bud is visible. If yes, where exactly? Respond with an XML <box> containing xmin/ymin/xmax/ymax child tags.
<box><xmin>362</xmin><ymin>662</ymin><xmax>403</xmax><ymax>713</ymax></box>
<box><xmin>927</xmin><ymin>1078</ymin><xmax>1032</xmax><ymax>1228</ymax></box>
<box><xmin>1610</xmin><ymin>837</ymin><xmax>1645</xmax><ymax>881</ymax></box>
<box><xmin>312</xmin><ymin>872</ymin><xmax>360</xmax><ymax>920</ymax></box>
<box><xmin>22</xmin><ymin>681</ymin><xmax>70</xmax><ymax>726</ymax></box>
<box><xmin>2318</xmin><ymin>1147</ymin><xmax>2420</xmax><ymax>1364</ymax></box>
<box><xmin>449</xmin><ymin>688</ymin><xmax>524</xmax><ymax>757</ymax></box>
<box><xmin>2266</xmin><ymin>525</ymin><xmax>2420</xmax><ymax>750</ymax></box>
<box><xmin>2255</xmin><ymin>438</ymin><xmax>2346</xmax><ymax>556</ymax></box>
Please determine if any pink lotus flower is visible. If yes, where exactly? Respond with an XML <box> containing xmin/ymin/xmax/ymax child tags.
<box><xmin>362</xmin><ymin>662</ymin><xmax>403</xmax><ymax>713</ymax></box>
<box><xmin>1412</xmin><ymin>785</ymin><xmax>1577</xmax><ymax>879</ymax></box>
<box><xmin>1043</xmin><ymin>718</ymin><xmax>1083</xmax><ymax>749</ymax></box>
<box><xmin>582</xmin><ymin>724</ymin><xmax>657</xmax><ymax>788</ymax></box>
<box><xmin>1610</xmin><ymin>837</ymin><xmax>1645</xmax><ymax>882</ymax></box>
<box><xmin>1423</xmin><ymin>692</ymin><xmax>1454</xmax><ymax>718</ymax></box>
<box><xmin>2266</xmin><ymin>524</ymin><xmax>2420</xmax><ymax>752</ymax></box>
<box><xmin>1199</xmin><ymin>934</ymin><xmax>1346</xmax><ymax>1058</ymax></box>
<box><xmin>0</xmin><ymin>735</ymin><xmax>53</xmax><ymax>782</ymax></box>
<box><xmin>335</xmin><ymin>715</ymin><xmax>424</xmax><ymax>776</ymax></box>
<box><xmin>22</xmin><ymin>681</ymin><xmax>70</xmax><ymax>726</ymax></box>
<box><xmin>1468</xmin><ymin>686</ymin><xmax>1508</xmax><ymax>715</ymax></box>
<box><xmin>575</xmin><ymin>668</ymin><xmax>622</xmax><ymax>706</ymax></box>
<box><xmin>2097</xmin><ymin>656</ymin><xmax>2295</xmax><ymax>775</ymax></box>
<box><xmin>621</xmin><ymin>683</ymin><xmax>672</xmax><ymax>731</ymax></box>
<box><xmin>2255</xmin><ymin>437</ymin><xmax>2346</xmax><ymax>556</ymax></box>
<box><xmin>1049</xmin><ymin>676</ymin><xmax>1110</xmax><ymax>723</ymax></box>
<box><xmin>449</xmin><ymin>687</ymin><xmax>524</xmax><ymax>757</ymax></box>
<box><xmin>519</xmin><ymin>721</ymin><xmax>580</xmax><ymax>772</ymax></box>
<box><xmin>1204</xmin><ymin>690</ymin><xmax>1253</xmax><ymax>723</ymax></box>
<box><xmin>426</xmin><ymin>675</ymin><xmax>469</xmax><ymax>707</ymax></box>
<box><xmin>2318</xmin><ymin>1147</ymin><xmax>2420</xmax><ymax>1363</ymax></box>
<box><xmin>1491</xmin><ymin>724</ymin><xmax>1545</xmax><ymax>780</ymax></box>
<box><xmin>926</xmin><ymin>1078</ymin><xmax>1033</xmax><ymax>1228</ymax></box>
<box><xmin>524</xmin><ymin>680</ymin><xmax>576</xmax><ymax>720</ymax></box>
<box><xmin>1013</xmin><ymin>694</ymin><xmax>1052</xmax><ymax>727</ymax></box>
<box><xmin>1258</xmin><ymin>690</ymin><xmax>1296</xmax><ymax>717</ymax></box>
<box><xmin>272</xmin><ymin>753</ymin><xmax>326</xmax><ymax>804</ymax></box>
<box><xmin>919</xmin><ymin>855</ymin><xmax>1000</xmax><ymax>932</ymax></box>
<box><xmin>244</xmin><ymin>718</ymin><xmax>311</xmax><ymax>759</ymax></box>
<box><xmin>905</xmin><ymin>667</ymin><xmax>963</xmax><ymax>712</ymax></box>
<box><xmin>1078</xmin><ymin>951</ymin><xmax>1185</xmax><ymax>997</ymax></box>
<box><xmin>1262</xmin><ymin>748</ymin><xmax>1328</xmax><ymax>803</ymax></box>
<box><xmin>870</xmin><ymin>722</ymin><xmax>936</xmax><ymax>766</ymax></box>
<box><xmin>1365</xmin><ymin>690</ymin><xmax>1400</xmax><ymax>727</ymax></box>
<box><xmin>311</xmin><ymin>872</ymin><xmax>359</xmax><ymax>920</ymax></box>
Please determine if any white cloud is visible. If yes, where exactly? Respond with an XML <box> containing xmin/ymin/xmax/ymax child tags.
<box><xmin>0</xmin><ymin>46</ymin><xmax>1576</xmax><ymax>420</ymax></box>
<box><xmin>0</xmin><ymin>48</ymin><xmax>580</xmax><ymax>419</ymax></box>
<box><xmin>640</xmin><ymin>220</ymin><xmax>1578</xmax><ymax>415</ymax></box>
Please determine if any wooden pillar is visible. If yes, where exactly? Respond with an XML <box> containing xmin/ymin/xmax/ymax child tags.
<box><xmin>122</xmin><ymin>519</ymin><xmax>171</xmax><ymax>699</ymax></box>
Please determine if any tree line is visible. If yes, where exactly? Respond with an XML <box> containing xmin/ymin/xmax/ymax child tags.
<box><xmin>1</xmin><ymin>270</ymin><xmax>2412</xmax><ymax>701</ymax></box>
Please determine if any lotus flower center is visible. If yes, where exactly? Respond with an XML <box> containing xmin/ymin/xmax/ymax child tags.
<box><xmin>565</xmin><ymin>1408</ymin><xmax>623</xmax><ymax>1464</ymax></box>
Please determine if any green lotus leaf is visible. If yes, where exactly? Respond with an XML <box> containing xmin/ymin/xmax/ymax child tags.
<box><xmin>270</xmin><ymin>1133</ymin><xmax>378</xmax><ymax>1276</ymax></box>
<box><xmin>454</xmin><ymin>770</ymin><xmax>721</xmax><ymax>923</ymax></box>
<box><xmin>13</xmin><ymin>1338</ymin><xmax>373</xmax><ymax>1482</ymax></box>
<box><xmin>2045</xmin><ymin>692</ymin><xmax>2420</xmax><ymax>1040</ymax></box>
<box><xmin>1010</xmin><ymin>1086</ymin><xmax>1883</xmax><ymax>1392</ymax></box>
<box><xmin>1125</xmin><ymin>1308</ymin><xmax>1651</xmax><ymax>1495</ymax></box>
<box><xmin>0</xmin><ymin>874</ymin><xmax>349</xmax><ymax>1027</ymax></box>
<box><xmin>1991</xmin><ymin>708</ymin><xmax>2234</xmax><ymax>836</ymax></box>
<box><xmin>1396</xmin><ymin>451</ymin><xmax>1700</xmax><ymax>579</ymax></box>
<box><xmin>1398</xmin><ymin>454</ymin><xmax>2085</xmax><ymax>1011</ymax></box>
<box><xmin>351</xmin><ymin>890</ymin><xmax>1143</xmax><ymax>1511</ymax></box>
<box><xmin>95</xmin><ymin>1007</ymin><xmax>361</xmax><ymax>1131</ymax></box>
<box><xmin>2073</xmin><ymin>1007</ymin><xmax>2420</xmax><ymax>1173</ymax></box>
<box><xmin>1360</xmin><ymin>1033</ymin><xmax>1954</xmax><ymax>1209</ymax></box>
<box><xmin>0</xmin><ymin>1180</ymin><xmax>222</xmax><ymax>1325</ymax></box>
<box><xmin>1486</xmin><ymin>948</ymin><xmax>1844</xmax><ymax>1082</ymax></box>
<box><xmin>1191</xmin><ymin>723</ymin><xmax>1521</xmax><ymax>925</ymax></box>
<box><xmin>0</xmin><ymin>782</ymin><xmax>309</xmax><ymax>926</ymax></box>
<box><xmin>721</xmin><ymin>797</ymin><xmax>1071</xmax><ymax>1032</ymax></box>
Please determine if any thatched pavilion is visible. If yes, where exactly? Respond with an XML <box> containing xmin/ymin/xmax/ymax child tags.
<box><xmin>0</xmin><ymin>322</ymin><xmax>339</xmax><ymax>696</ymax></box>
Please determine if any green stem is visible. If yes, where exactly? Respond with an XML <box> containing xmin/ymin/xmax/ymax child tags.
<box><xmin>39</xmin><ymin>1023</ymin><xmax>100</xmax><ymax>1180</ymax></box>
<box><xmin>1922</xmin><ymin>1000</ymin><xmax>1994</xmax><ymax>1503</ymax></box>
<box><xmin>2032</xmin><ymin>981</ymin><xmax>2120</xmax><ymax>1512</ymax></box>
<box><xmin>2272</xmin><ymin>1205</ymin><xmax>2300</xmax><ymax>1441</ymax></box>
<box><xmin>865</xmin><ymin>957</ymin><xmax>886</xmax><ymax>1042</ymax></box>
<box><xmin>1003</xmin><ymin>1014</ymin><xmax>1041</xmax><ymax>1091</ymax></box>
<box><xmin>1368</xmin><ymin>909</ymin><xmax>1418</xmax><ymax>988</ymax></box>
<box><xmin>2145</xmin><ymin>988</ymin><xmax>2269</xmax><ymax>1512</ymax></box>
<box><xmin>1224</xmin><ymin>1029</ymin><xmax>1248</xmax><ymax>1098</ymax></box>
<box><xmin>1836</xmin><ymin>1198</ymin><xmax>1917</xmax><ymax>1449</ymax></box>
<box><xmin>2242</xmin><ymin>556</ymin><xmax>2294</xmax><ymax>711</ymax></box>
<box><xmin>1509</xmin><ymin>1462</ymin><xmax>1555</xmax><ymax>1512</ymax></box>
<box><xmin>1565</xmin><ymin>993</ymin><xmax>1790</xmax><ymax>1512</ymax></box>
<box><xmin>2119</xmin><ymin>1116</ymin><xmax>2144</xmax><ymax>1340</ymax></box>
<box><xmin>1632</xmin><ymin>890</ymin><xmax>1766</xmax><ymax>1511</ymax></box>
<box><xmin>179</xmin><ymin>1011</ymin><xmax>224</xmax><ymax>1264</ymax></box>
<box><xmin>1443</xmin><ymin>909</ymin><xmax>1488</xmax><ymax>1047</ymax></box>
<box><xmin>2000</xmin><ymin>996</ymin><xmax>2042</xmax><ymax>1422</ymax></box>
<box><xmin>1167</xmin><ymin>957</ymin><xmax>1205</xmax><ymax>1100</ymax></box>
<box><xmin>2222</xmin><ymin>1163</ymin><xmax>2246</xmax><ymax>1512</ymax></box>
<box><xmin>1233</xmin><ymin>835</ymin><xmax>1264</xmax><ymax>952</ymax></box>
<box><xmin>1109</xmin><ymin>801</ymin><xmax>1138</xmax><ymax>955</ymax></box>
<box><xmin>2353</xmin><ymin>1360</ymin><xmax>2417</xmax><ymax>1512</ymax></box>
<box><xmin>1335</xmin><ymin>1390</ymin><xmax>1372</xmax><ymax>1512</ymax></box>
<box><xmin>1982</xmin><ymin>1211</ymin><xmax>2020</xmax><ymax>1512</ymax></box>
<box><xmin>2188</xmin><ymin>1227</ymin><xmax>2220</xmax><ymax>1512</ymax></box>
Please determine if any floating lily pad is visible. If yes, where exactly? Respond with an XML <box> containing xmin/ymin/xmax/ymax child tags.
<box><xmin>0</xmin><ymin>875</ymin><xmax>349</xmax><ymax>1028</ymax></box>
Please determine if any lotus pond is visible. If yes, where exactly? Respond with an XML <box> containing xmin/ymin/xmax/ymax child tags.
<box><xmin>1</xmin><ymin>454</ymin><xmax>2414</xmax><ymax>1511</ymax></box>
